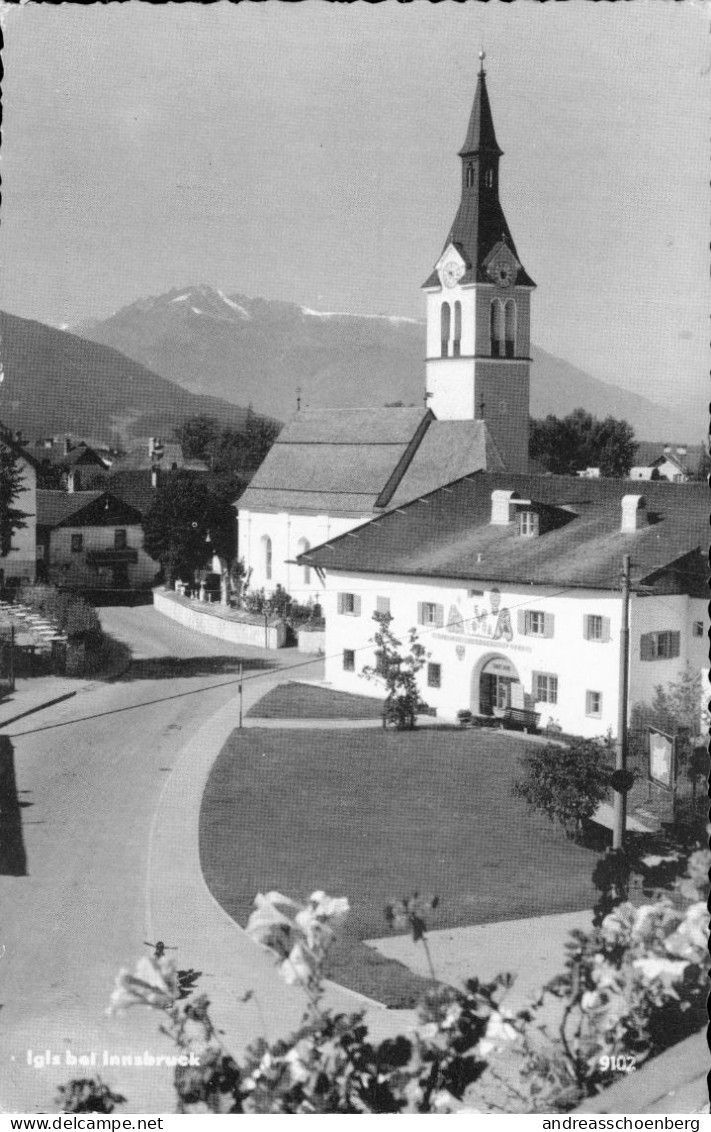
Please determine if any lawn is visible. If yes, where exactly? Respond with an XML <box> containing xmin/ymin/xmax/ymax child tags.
<box><xmin>247</xmin><ymin>681</ymin><xmax>384</xmax><ymax>720</ymax></box>
<box><xmin>200</xmin><ymin>727</ymin><xmax>600</xmax><ymax>1006</ymax></box>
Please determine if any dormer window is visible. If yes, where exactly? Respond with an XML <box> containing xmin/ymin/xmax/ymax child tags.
<box><xmin>518</xmin><ymin>510</ymin><xmax>539</xmax><ymax>537</ymax></box>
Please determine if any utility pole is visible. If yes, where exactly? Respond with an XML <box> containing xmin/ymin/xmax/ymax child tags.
<box><xmin>613</xmin><ymin>554</ymin><xmax>631</xmax><ymax>850</ymax></box>
<box><xmin>238</xmin><ymin>661</ymin><xmax>243</xmax><ymax>729</ymax></box>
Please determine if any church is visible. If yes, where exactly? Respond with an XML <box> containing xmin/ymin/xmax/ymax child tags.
<box><xmin>236</xmin><ymin>57</ymin><xmax>530</xmax><ymax>598</ymax></box>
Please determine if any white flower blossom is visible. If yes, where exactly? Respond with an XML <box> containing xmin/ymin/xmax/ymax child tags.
<box><xmin>107</xmin><ymin>955</ymin><xmax>178</xmax><ymax>1015</ymax></box>
<box><xmin>632</xmin><ymin>956</ymin><xmax>689</xmax><ymax>988</ymax></box>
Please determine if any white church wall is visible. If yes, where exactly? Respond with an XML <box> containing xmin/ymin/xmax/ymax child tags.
<box><xmin>239</xmin><ymin>508</ymin><xmax>366</xmax><ymax>602</ymax></box>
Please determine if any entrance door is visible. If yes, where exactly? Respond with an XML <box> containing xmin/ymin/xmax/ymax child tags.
<box><xmin>480</xmin><ymin>673</ymin><xmax>511</xmax><ymax>715</ymax></box>
<box><xmin>112</xmin><ymin>563</ymin><xmax>129</xmax><ymax>589</ymax></box>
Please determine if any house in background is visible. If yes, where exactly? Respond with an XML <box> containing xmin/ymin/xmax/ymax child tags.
<box><xmin>36</xmin><ymin>489</ymin><xmax>158</xmax><ymax>591</ymax></box>
<box><xmin>112</xmin><ymin>436</ymin><xmax>208</xmax><ymax>474</ymax></box>
<box><xmin>298</xmin><ymin>476</ymin><xmax>707</xmax><ymax>738</ymax></box>
<box><xmin>24</xmin><ymin>437</ymin><xmax>111</xmax><ymax>489</ymax></box>
<box><xmin>629</xmin><ymin>443</ymin><xmax>701</xmax><ymax>483</ymax></box>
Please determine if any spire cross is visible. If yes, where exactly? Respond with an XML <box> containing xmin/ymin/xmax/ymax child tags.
<box><xmin>478</xmin><ymin>49</ymin><xmax>486</xmax><ymax>76</ymax></box>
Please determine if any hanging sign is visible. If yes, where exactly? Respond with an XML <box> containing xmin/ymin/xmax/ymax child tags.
<box><xmin>648</xmin><ymin>727</ymin><xmax>675</xmax><ymax>791</ymax></box>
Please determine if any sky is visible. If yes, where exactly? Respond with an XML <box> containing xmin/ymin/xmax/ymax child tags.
<box><xmin>0</xmin><ymin>1</ymin><xmax>708</xmax><ymax>423</ymax></box>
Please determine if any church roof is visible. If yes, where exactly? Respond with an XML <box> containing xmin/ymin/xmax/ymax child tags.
<box><xmin>300</xmin><ymin>473</ymin><xmax>708</xmax><ymax>594</ymax></box>
<box><xmin>423</xmin><ymin>68</ymin><xmax>535</xmax><ymax>290</ymax></box>
<box><xmin>236</xmin><ymin>409</ymin><xmax>503</xmax><ymax>518</ymax></box>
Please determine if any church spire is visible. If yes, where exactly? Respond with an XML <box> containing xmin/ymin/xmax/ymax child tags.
<box><xmin>458</xmin><ymin>52</ymin><xmax>503</xmax><ymax>160</ymax></box>
<box><xmin>423</xmin><ymin>56</ymin><xmax>535</xmax><ymax>290</ymax></box>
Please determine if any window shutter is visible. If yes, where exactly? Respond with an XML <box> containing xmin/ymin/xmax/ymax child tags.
<box><xmin>670</xmin><ymin>631</ymin><xmax>680</xmax><ymax>658</ymax></box>
<box><xmin>601</xmin><ymin>617</ymin><xmax>611</xmax><ymax>643</ymax></box>
<box><xmin>417</xmin><ymin>602</ymin><xmax>425</xmax><ymax>625</ymax></box>
<box><xmin>583</xmin><ymin>615</ymin><xmax>590</xmax><ymax>640</ymax></box>
<box><xmin>337</xmin><ymin>593</ymin><xmax>344</xmax><ymax>615</ymax></box>
<box><xmin>543</xmin><ymin>613</ymin><xmax>555</xmax><ymax>638</ymax></box>
<box><xmin>435</xmin><ymin>604</ymin><xmax>444</xmax><ymax>628</ymax></box>
<box><xmin>640</xmin><ymin>633</ymin><xmax>653</xmax><ymax>661</ymax></box>
<box><xmin>376</xmin><ymin>595</ymin><xmax>390</xmax><ymax>615</ymax></box>
<box><xmin>517</xmin><ymin>610</ymin><xmax>527</xmax><ymax>635</ymax></box>
<box><xmin>353</xmin><ymin>595</ymin><xmax>361</xmax><ymax>617</ymax></box>
<box><xmin>531</xmin><ymin>672</ymin><xmax>541</xmax><ymax>699</ymax></box>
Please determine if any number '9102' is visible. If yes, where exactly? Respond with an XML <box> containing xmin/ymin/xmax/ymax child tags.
<box><xmin>599</xmin><ymin>1055</ymin><xmax>636</xmax><ymax>1073</ymax></box>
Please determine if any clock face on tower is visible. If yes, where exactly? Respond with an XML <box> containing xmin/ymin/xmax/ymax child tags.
<box><xmin>485</xmin><ymin>243</ymin><xmax>520</xmax><ymax>290</ymax></box>
<box><xmin>441</xmin><ymin>261</ymin><xmax>464</xmax><ymax>288</ymax></box>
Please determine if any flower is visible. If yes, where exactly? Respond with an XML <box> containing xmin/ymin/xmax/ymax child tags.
<box><xmin>632</xmin><ymin>956</ymin><xmax>688</xmax><ymax>989</ymax></box>
<box><xmin>246</xmin><ymin>888</ymin><xmax>349</xmax><ymax>992</ymax></box>
<box><xmin>107</xmin><ymin>955</ymin><xmax>178</xmax><ymax>1015</ymax></box>
<box><xmin>664</xmin><ymin>903</ymin><xmax>708</xmax><ymax>963</ymax></box>
<box><xmin>477</xmin><ymin>1010</ymin><xmax>517</xmax><ymax>1056</ymax></box>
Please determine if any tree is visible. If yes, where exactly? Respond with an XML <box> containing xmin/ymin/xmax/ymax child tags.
<box><xmin>0</xmin><ymin>441</ymin><xmax>29</xmax><ymax>558</ymax></box>
<box><xmin>512</xmin><ymin>738</ymin><xmax>611</xmax><ymax>841</ymax></box>
<box><xmin>529</xmin><ymin>409</ymin><xmax>637</xmax><ymax>478</ymax></box>
<box><xmin>174</xmin><ymin>411</ymin><xmax>281</xmax><ymax>499</ymax></box>
<box><xmin>142</xmin><ymin>473</ymin><xmax>236</xmax><ymax>587</ymax></box>
<box><xmin>174</xmin><ymin>415</ymin><xmax>221</xmax><ymax>463</ymax></box>
<box><xmin>361</xmin><ymin>611</ymin><xmax>429</xmax><ymax>730</ymax></box>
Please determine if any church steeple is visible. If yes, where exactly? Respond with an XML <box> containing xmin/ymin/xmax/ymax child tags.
<box><xmin>423</xmin><ymin>55</ymin><xmax>534</xmax><ymax>291</ymax></box>
<box><xmin>423</xmin><ymin>55</ymin><xmax>535</xmax><ymax>474</ymax></box>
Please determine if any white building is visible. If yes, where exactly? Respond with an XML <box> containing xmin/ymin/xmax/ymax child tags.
<box><xmin>236</xmin><ymin>58</ymin><xmax>529</xmax><ymax>600</ymax></box>
<box><xmin>299</xmin><ymin>475</ymin><xmax>707</xmax><ymax>739</ymax></box>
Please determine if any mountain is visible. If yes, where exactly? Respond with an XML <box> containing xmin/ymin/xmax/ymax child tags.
<box><xmin>74</xmin><ymin>286</ymin><xmax>693</xmax><ymax>443</ymax></box>
<box><xmin>0</xmin><ymin>309</ymin><xmax>262</xmax><ymax>448</ymax></box>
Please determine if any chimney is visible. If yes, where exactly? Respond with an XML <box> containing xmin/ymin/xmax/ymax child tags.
<box><xmin>663</xmin><ymin>445</ymin><xmax>672</xmax><ymax>455</ymax></box>
<box><xmin>151</xmin><ymin>466</ymin><xmax>160</xmax><ymax>489</ymax></box>
<box><xmin>621</xmin><ymin>494</ymin><xmax>648</xmax><ymax>532</ymax></box>
<box><xmin>490</xmin><ymin>489</ymin><xmax>520</xmax><ymax>525</ymax></box>
<box><xmin>67</xmin><ymin>469</ymin><xmax>80</xmax><ymax>493</ymax></box>
<box><xmin>64</xmin><ymin>437</ymin><xmax>72</xmax><ymax>456</ymax></box>
<box><xmin>149</xmin><ymin>436</ymin><xmax>164</xmax><ymax>460</ymax></box>
<box><xmin>676</xmin><ymin>446</ymin><xmax>687</xmax><ymax>457</ymax></box>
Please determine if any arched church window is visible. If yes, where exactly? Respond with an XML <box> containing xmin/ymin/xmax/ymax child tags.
<box><xmin>453</xmin><ymin>301</ymin><xmax>462</xmax><ymax>357</ymax></box>
<box><xmin>504</xmin><ymin>299</ymin><xmax>516</xmax><ymax>358</ymax></box>
<box><xmin>297</xmin><ymin>537</ymin><xmax>311</xmax><ymax>585</ymax></box>
<box><xmin>490</xmin><ymin>300</ymin><xmax>504</xmax><ymax>358</ymax></box>
<box><xmin>484</xmin><ymin>168</ymin><xmax>494</xmax><ymax>189</ymax></box>
<box><xmin>466</xmin><ymin>164</ymin><xmax>475</xmax><ymax>189</ymax></box>
<box><xmin>440</xmin><ymin>302</ymin><xmax>451</xmax><ymax>358</ymax></box>
<box><xmin>262</xmin><ymin>535</ymin><xmax>272</xmax><ymax>581</ymax></box>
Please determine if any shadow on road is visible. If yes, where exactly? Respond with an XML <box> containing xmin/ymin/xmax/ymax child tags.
<box><xmin>0</xmin><ymin>734</ymin><xmax>27</xmax><ymax>875</ymax></box>
<box><xmin>114</xmin><ymin>655</ymin><xmax>280</xmax><ymax>681</ymax></box>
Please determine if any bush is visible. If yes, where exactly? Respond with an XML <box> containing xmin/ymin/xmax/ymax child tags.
<box><xmin>512</xmin><ymin>738</ymin><xmax>612</xmax><ymax>841</ymax></box>
<box><xmin>17</xmin><ymin>584</ymin><xmax>103</xmax><ymax>648</ymax></box>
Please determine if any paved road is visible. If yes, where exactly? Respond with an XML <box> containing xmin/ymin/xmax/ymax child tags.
<box><xmin>0</xmin><ymin>605</ymin><xmax>299</xmax><ymax>1113</ymax></box>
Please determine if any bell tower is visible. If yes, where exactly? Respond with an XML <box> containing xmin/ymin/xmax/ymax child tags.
<box><xmin>423</xmin><ymin>54</ymin><xmax>535</xmax><ymax>473</ymax></box>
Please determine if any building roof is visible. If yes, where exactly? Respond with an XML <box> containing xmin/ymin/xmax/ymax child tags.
<box><xmin>300</xmin><ymin>472</ymin><xmax>708</xmax><ymax>593</ymax></box>
<box><xmin>423</xmin><ymin>68</ymin><xmax>535</xmax><ymax>291</ymax></box>
<box><xmin>37</xmin><ymin>489</ymin><xmax>143</xmax><ymax>529</ymax></box>
<box><xmin>236</xmin><ymin>409</ymin><xmax>502</xmax><ymax>518</ymax></box>
<box><xmin>24</xmin><ymin>443</ymin><xmax>108</xmax><ymax>469</ymax></box>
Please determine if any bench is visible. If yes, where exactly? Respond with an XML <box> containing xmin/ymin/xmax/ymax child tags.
<box><xmin>498</xmin><ymin>707</ymin><xmax>541</xmax><ymax>734</ymax></box>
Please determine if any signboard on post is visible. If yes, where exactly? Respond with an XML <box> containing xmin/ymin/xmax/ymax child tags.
<box><xmin>648</xmin><ymin>727</ymin><xmax>675</xmax><ymax>791</ymax></box>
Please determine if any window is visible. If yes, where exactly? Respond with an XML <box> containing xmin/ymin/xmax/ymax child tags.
<box><xmin>452</xmin><ymin>301</ymin><xmax>461</xmax><ymax>357</ymax></box>
<box><xmin>262</xmin><ymin>535</ymin><xmax>272</xmax><ymax>581</ymax></box>
<box><xmin>440</xmin><ymin>302</ymin><xmax>451</xmax><ymax>358</ymax></box>
<box><xmin>343</xmin><ymin>649</ymin><xmax>355</xmax><ymax>672</ymax></box>
<box><xmin>418</xmin><ymin>601</ymin><xmax>444</xmax><ymax>627</ymax></box>
<box><xmin>427</xmin><ymin>662</ymin><xmax>442</xmax><ymax>689</ymax></box>
<box><xmin>375</xmin><ymin>595</ymin><xmax>391</xmax><ymax>616</ymax></box>
<box><xmin>484</xmin><ymin>168</ymin><xmax>493</xmax><ymax>189</ymax></box>
<box><xmin>504</xmin><ymin>299</ymin><xmax>516</xmax><ymax>357</ymax></box>
<box><xmin>640</xmin><ymin>630</ymin><xmax>681</xmax><ymax>661</ymax></box>
<box><xmin>586</xmin><ymin>690</ymin><xmax>603</xmax><ymax>718</ymax></box>
<box><xmin>338</xmin><ymin>592</ymin><xmax>361</xmax><ymax>616</ymax></box>
<box><xmin>297</xmin><ymin>538</ymin><xmax>311</xmax><ymax>585</ymax></box>
<box><xmin>533</xmin><ymin>672</ymin><xmax>558</xmax><ymax>704</ymax></box>
<box><xmin>466</xmin><ymin>164</ymin><xmax>475</xmax><ymax>189</ymax></box>
<box><xmin>114</xmin><ymin>529</ymin><xmax>127</xmax><ymax>550</ymax></box>
<box><xmin>70</xmin><ymin>533</ymin><xmax>83</xmax><ymax>553</ymax></box>
<box><xmin>518</xmin><ymin>511</ymin><xmax>538</xmax><ymax>537</ymax></box>
<box><xmin>518</xmin><ymin>609</ymin><xmax>554</xmax><ymax>637</ymax></box>
<box><xmin>375</xmin><ymin>650</ymin><xmax>389</xmax><ymax>677</ymax></box>
<box><xmin>490</xmin><ymin>299</ymin><xmax>504</xmax><ymax>357</ymax></box>
<box><xmin>584</xmin><ymin>614</ymin><xmax>610</xmax><ymax>643</ymax></box>
<box><xmin>528</xmin><ymin>611</ymin><xmax>545</xmax><ymax>635</ymax></box>
<box><xmin>693</xmin><ymin>621</ymin><xmax>704</xmax><ymax>637</ymax></box>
